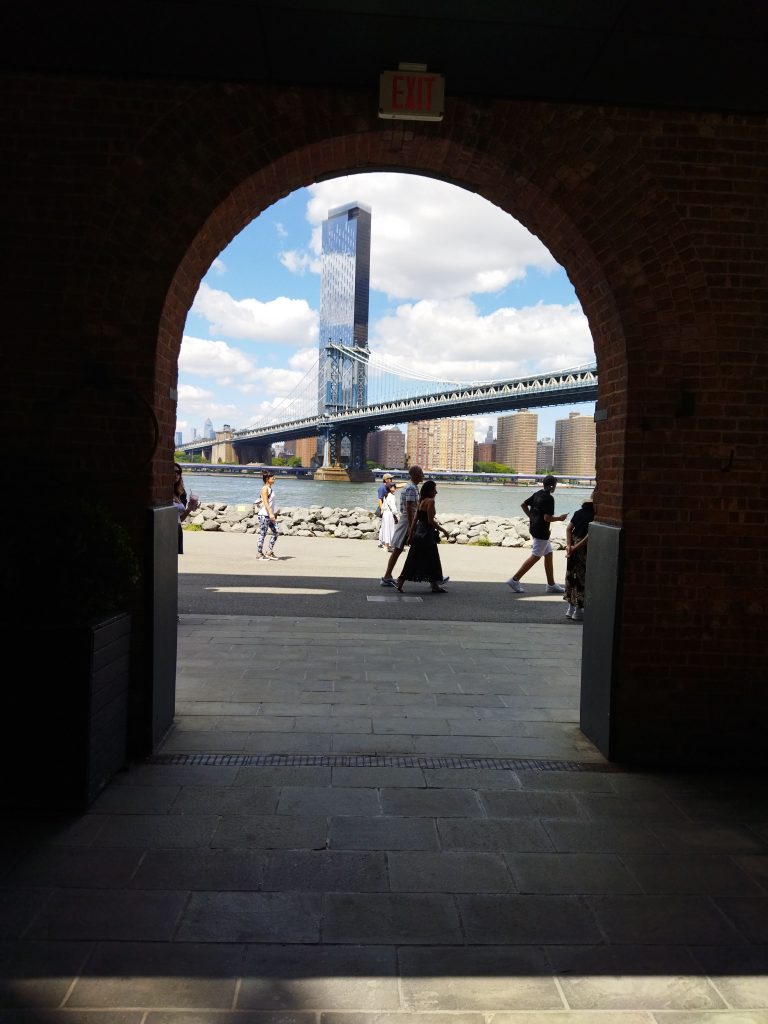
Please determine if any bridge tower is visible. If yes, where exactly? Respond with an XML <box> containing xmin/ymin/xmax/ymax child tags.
<box><xmin>315</xmin><ymin>202</ymin><xmax>373</xmax><ymax>482</ymax></box>
<box><xmin>209</xmin><ymin>426</ymin><xmax>236</xmax><ymax>465</ymax></box>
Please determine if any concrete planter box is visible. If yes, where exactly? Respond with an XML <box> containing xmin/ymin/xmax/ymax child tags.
<box><xmin>5</xmin><ymin>613</ymin><xmax>131</xmax><ymax>812</ymax></box>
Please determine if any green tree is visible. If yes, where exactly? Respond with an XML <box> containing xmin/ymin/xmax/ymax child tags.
<box><xmin>175</xmin><ymin>451</ymin><xmax>208</xmax><ymax>464</ymax></box>
<box><xmin>474</xmin><ymin>461</ymin><xmax>516</xmax><ymax>474</ymax></box>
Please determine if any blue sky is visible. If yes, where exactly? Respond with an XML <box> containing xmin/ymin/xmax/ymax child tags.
<box><xmin>179</xmin><ymin>172</ymin><xmax>595</xmax><ymax>444</ymax></box>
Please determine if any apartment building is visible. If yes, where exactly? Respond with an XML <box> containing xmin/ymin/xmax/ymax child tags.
<box><xmin>496</xmin><ymin>410</ymin><xmax>538</xmax><ymax>473</ymax></box>
<box><xmin>554</xmin><ymin>411</ymin><xmax>596</xmax><ymax>475</ymax></box>
<box><xmin>406</xmin><ymin>418</ymin><xmax>474</xmax><ymax>472</ymax></box>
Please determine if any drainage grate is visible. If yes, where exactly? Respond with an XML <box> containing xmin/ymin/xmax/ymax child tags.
<box><xmin>146</xmin><ymin>752</ymin><xmax>617</xmax><ymax>772</ymax></box>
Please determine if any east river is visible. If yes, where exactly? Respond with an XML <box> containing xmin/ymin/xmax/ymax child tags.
<box><xmin>181</xmin><ymin>472</ymin><xmax>594</xmax><ymax>519</ymax></box>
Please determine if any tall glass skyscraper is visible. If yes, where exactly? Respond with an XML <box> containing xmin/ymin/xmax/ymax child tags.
<box><xmin>318</xmin><ymin>202</ymin><xmax>371</xmax><ymax>415</ymax></box>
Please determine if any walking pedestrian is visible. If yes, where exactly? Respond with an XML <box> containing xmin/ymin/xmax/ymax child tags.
<box><xmin>376</xmin><ymin>473</ymin><xmax>394</xmax><ymax>526</ymax></box>
<box><xmin>174</xmin><ymin>462</ymin><xmax>199</xmax><ymax>555</ymax></box>
<box><xmin>174</xmin><ymin>461</ymin><xmax>198</xmax><ymax>622</ymax></box>
<box><xmin>564</xmin><ymin>492</ymin><xmax>594</xmax><ymax>621</ymax></box>
<box><xmin>394</xmin><ymin>479</ymin><xmax>451</xmax><ymax>594</ymax></box>
<box><xmin>256</xmin><ymin>470</ymin><xmax>279</xmax><ymax>560</ymax></box>
<box><xmin>506</xmin><ymin>474</ymin><xmax>567</xmax><ymax>594</ymax></box>
<box><xmin>378</xmin><ymin>482</ymin><xmax>399</xmax><ymax>551</ymax></box>
<box><xmin>380</xmin><ymin>465</ymin><xmax>424</xmax><ymax>586</ymax></box>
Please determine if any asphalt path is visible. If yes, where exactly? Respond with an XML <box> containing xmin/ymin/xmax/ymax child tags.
<box><xmin>178</xmin><ymin>530</ymin><xmax>574</xmax><ymax>625</ymax></box>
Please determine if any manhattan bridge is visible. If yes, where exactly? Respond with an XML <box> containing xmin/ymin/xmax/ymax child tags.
<box><xmin>178</xmin><ymin>342</ymin><xmax>597</xmax><ymax>468</ymax></box>
<box><xmin>178</xmin><ymin>202</ymin><xmax>596</xmax><ymax>470</ymax></box>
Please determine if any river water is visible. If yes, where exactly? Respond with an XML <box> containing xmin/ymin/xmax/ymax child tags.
<box><xmin>182</xmin><ymin>472</ymin><xmax>593</xmax><ymax>519</ymax></box>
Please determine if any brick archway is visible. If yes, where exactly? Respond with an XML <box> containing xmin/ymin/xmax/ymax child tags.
<box><xmin>13</xmin><ymin>78</ymin><xmax>762</xmax><ymax>767</ymax></box>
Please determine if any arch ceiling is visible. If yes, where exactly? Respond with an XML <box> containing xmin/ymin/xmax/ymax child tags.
<box><xmin>6</xmin><ymin>1</ymin><xmax>766</xmax><ymax>115</ymax></box>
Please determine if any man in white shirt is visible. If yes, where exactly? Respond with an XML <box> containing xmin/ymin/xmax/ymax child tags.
<box><xmin>380</xmin><ymin>465</ymin><xmax>424</xmax><ymax>586</ymax></box>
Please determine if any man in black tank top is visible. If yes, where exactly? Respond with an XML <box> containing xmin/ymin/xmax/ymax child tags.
<box><xmin>506</xmin><ymin>475</ymin><xmax>567</xmax><ymax>595</ymax></box>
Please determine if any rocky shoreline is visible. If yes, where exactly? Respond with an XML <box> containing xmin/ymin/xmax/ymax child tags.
<box><xmin>184</xmin><ymin>502</ymin><xmax>567</xmax><ymax>549</ymax></box>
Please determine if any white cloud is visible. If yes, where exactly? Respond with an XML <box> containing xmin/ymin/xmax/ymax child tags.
<box><xmin>288</xmin><ymin>347</ymin><xmax>318</xmax><ymax>371</ymax></box>
<box><xmin>370</xmin><ymin>299</ymin><xmax>593</xmax><ymax>383</ymax></box>
<box><xmin>279</xmin><ymin>249</ymin><xmax>315</xmax><ymax>275</ymax></box>
<box><xmin>305</xmin><ymin>173</ymin><xmax>557</xmax><ymax>301</ymax></box>
<box><xmin>191</xmin><ymin>282</ymin><xmax>317</xmax><ymax>344</ymax></box>
<box><xmin>210</xmin><ymin>257</ymin><xmax>227</xmax><ymax>276</ymax></box>
<box><xmin>179</xmin><ymin>337</ymin><xmax>313</xmax><ymax>421</ymax></box>
<box><xmin>179</xmin><ymin>336</ymin><xmax>258</xmax><ymax>380</ymax></box>
<box><xmin>177</xmin><ymin>383</ymin><xmax>215</xmax><ymax>401</ymax></box>
<box><xmin>176</xmin><ymin>383</ymin><xmax>240</xmax><ymax>425</ymax></box>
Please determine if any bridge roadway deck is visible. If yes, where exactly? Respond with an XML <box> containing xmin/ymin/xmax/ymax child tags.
<box><xmin>179</xmin><ymin>367</ymin><xmax>598</xmax><ymax>453</ymax></box>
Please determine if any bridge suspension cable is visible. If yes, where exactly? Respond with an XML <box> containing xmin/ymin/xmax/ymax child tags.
<box><xmin>250</xmin><ymin>358</ymin><xmax>320</xmax><ymax>428</ymax></box>
<box><xmin>181</xmin><ymin>345</ymin><xmax>597</xmax><ymax>451</ymax></box>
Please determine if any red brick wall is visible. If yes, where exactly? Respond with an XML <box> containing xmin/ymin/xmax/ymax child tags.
<box><xmin>2</xmin><ymin>75</ymin><xmax>766</xmax><ymax>763</ymax></box>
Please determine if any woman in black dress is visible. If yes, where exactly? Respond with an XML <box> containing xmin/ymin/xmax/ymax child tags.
<box><xmin>395</xmin><ymin>479</ymin><xmax>451</xmax><ymax>594</ymax></box>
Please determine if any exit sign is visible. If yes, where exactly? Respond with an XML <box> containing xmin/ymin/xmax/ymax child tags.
<box><xmin>379</xmin><ymin>69</ymin><xmax>444</xmax><ymax>122</ymax></box>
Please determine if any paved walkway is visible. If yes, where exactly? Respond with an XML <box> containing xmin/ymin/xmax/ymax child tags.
<box><xmin>176</xmin><ymin>530</ymin><xmax>577</xmax><ymax>623</ymax></box>
<box><xmin>2</xmin><ymin>534</ymin><xmax>767</xmax><ymax>1020</ymax></box>
<box><xmin>168</xmin><ymin>615</ymin><xmax>598</xmax><ymax>762</ymax></box>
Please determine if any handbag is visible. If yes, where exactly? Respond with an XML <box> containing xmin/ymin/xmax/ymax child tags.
<box><xmin>412</xmin><ymin>519</ymin><xmax>432</xmax><ymax>542</ymax></box>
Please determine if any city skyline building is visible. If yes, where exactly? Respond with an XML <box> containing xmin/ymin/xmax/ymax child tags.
<box><xmin>204</xmin><ymin>417</ymin><xmax>214</xmax><ymax>439</ymax></box>
<box><xmin>406</xmin><ymin>418</ymin><xmax>474</xmax><ymax>472</ymax></box>
<box><xmin>317</xmin><ymin>202</ymin><xmax>372</xmax><ymax>417</ymax></box>
<box><xmin>496</xmin><ymin>409</ymin><xmax>538</xmax><ymax>473</ymax></box>
<box><xmin>282</xmin><ymin>436</ymin><xmax>318</xmax><ymax>468</ymax></box>
<box><xmin>537</xmin><ymin>437</ymin><xmax>555</xmax><ymax>473</ymax></box>
<box><xmin>554</xmin><ymin>411</ymin><xmax>596</xmax><ymax>476</ymax></box>
<box><xmin>366</xmin><ymin>427</ymin><xmax>406</xmax><ymax>469</ymax></box>
<box><xmin>474</xmin><ymin>441</ymin><xmax>497</xmax><ymax>464</ymax></box>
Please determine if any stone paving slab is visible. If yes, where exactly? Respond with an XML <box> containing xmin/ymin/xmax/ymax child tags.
<box><xmin>2</xmin><ymin>611</ymin><xmax>768</xmax><ymax>1018</ymax></box>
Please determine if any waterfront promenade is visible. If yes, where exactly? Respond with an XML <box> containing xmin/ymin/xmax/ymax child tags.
<box><xmin>1</xmin><ymin>533</ymin><xmax>766</xmax><ymax>1020</ymax></box>
<box><xmin>173</xmin><ymin>530</ymin><xmax>595</xmax><ymax>762</ymax></box>
<box><xmin>178</xmin><ymin>529</ymin><xmax>572</xmax><ymax>623</ymax></box>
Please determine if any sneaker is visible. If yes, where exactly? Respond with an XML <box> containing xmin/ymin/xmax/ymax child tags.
<box><xmin>546</xmin><ymin>583</ymin><xmax>565</xmax><ymax>594</ymax></box>
<box><xmin>565</xmin><ymin>604</ymin><xmax>574</xmax><ymax>619</ymax></box>
<box><xmin>264</xmin><ymin>551</ymin><xmax>277</xmax><ymax>559</ymax></box>
<box><xmin>572</xmin><ymin>607</ymin><xmax>584</xmax><ymax>621</ymax></box>
<box><xmin>380</xmin><ymin>577</ymin><xmax>395</xmax><ymax>587</ymax></box>
<box><xmin>506</xmin><ymin>578</ymin><xmax>525</xmax><ymax>593</ymax></box>
<box><xmin>440</xmin><ymin>576</ymin><xmax>450</xmax><ymax>584</ymax></box>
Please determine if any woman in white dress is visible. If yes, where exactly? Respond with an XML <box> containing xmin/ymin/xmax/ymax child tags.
<box><xmin>378</xmin><ymin>482</ymin><xmax>399</xmax><ymax>552</ymax></box>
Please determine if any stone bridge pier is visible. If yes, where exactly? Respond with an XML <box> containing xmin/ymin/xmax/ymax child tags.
<box><xmin>233</xmin><ymin>440</ymin><xmax>273</xmax><ymax>465</ymax></box>
<box><xmin>315</xmin><ymin>427</ymin><xmax>373</xmax><ymax>482</ymax></box>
